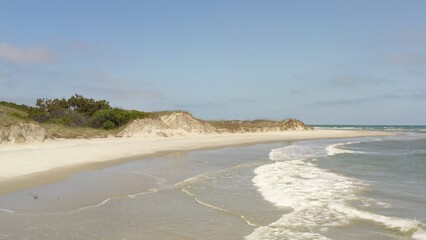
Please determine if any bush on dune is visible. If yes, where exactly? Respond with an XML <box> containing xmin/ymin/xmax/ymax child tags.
<box><xmin>26</xmin><ymin>94</ymin><xmax>148</xmax><ymax>130</ymax></box>
<box><xmin>91</xmin><ymin>108</ymin><xmax>149</xmax><ymax>129</ymax></box>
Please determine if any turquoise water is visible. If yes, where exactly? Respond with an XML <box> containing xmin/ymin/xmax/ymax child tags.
<box><xmin>0</xmin><ymin>127</ymin><xmax>425</xmax><ymax>239</ymax></box>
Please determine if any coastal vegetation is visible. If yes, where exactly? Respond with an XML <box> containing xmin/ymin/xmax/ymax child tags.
<box><xmin>1</xmin><ymin>95</ymin><xmax>312</xmax><ymax>140</ymax></box>
<box><xmin>0</xmin><ymin>101</ymin><xmax>35</xmax><ymax>126</ymax></box>
<box><xmin>0</xmin><ymin>95</ymin><xmax>150</xmax><ymax>138</ymax></box>
<box><xmin>1</xmin><ymin>95</ymin><xmax>148</xmax><ymax>130</ymax></box>
<box><xmin>30</xmin><ymin>94</ymin><xmax>149</xmax><ymax>129</ymax></box>
<box><xmin>209</xmin><ymin>119</ymin><xmax>314</xmax><ymax>132</ymax></box>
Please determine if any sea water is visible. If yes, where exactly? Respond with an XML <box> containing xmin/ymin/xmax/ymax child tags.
<box><xmin>0</xmin><ymin>126</ymin><xmax>425</xmax><ymax>239</ymax></box>
<box><xmin>247</xmin><ymin>128</ymin><xmax>426</xmax><ymax>240</ymax></box>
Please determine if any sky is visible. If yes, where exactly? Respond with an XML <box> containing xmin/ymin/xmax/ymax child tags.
<box><xmin>0</xmin><ymin>0</ymin><xmax>426</xmax><ymax>124</ymax></box>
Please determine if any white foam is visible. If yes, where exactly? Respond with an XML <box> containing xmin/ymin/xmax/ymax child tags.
<box><xmin>331</xmin><ymin>203</ymin><xmax>426</xmax><ymax>240</ymax></box>
<box><xmin>248</xmin><ymin>159</ymin><xmax>359</xmax><ymax>239</ymax></box>
<box><xmin>269</xmin><ymin>140</ymin><xmax>361</xmax><ymax>161</ymax></box>
<box><xmin>330</xmin><ymin>203</ymin><xmax>419</xmax><ymax>232</ymax></box>
<box><xmin>66</xmin><ymin>198</ymin><xmax>112</xmax><ymax>214</ymax></box>
<box><xmin>412</xmin><ymin>230</ymin><xmax>426</xmax><ymax>240</ymax></box>
<box><xmin>326</xmin><ymin>141</ymin><xmax>360</xmax><ymax>156</ymax></box>
<box><xmin>0</xmin><ymin>208</ymin><xmax>14</xmax><ymax>214</ymax></box>
<box><xmin>268</xmin><ymin>144</ymin><xmax>326</xmax><ymax>161</ymax></box>
<box><xmin>181</xmin><ymin>187</ymin><xmax>259</xmax><ymax>227</ymax></box>
<box><xmin>128</xmin><ymin>188</ymin><xmax>159</xmax><ymax>198</ymax></box>
<box><xmin>129</xmin><ymin>171</ymin><xmax>167</xmax><ymax>185</ymax></box>
<box><xmin>43</xmin><ymin>198</ymin><xmax>115</xmax><ymax>215</ymax></box>
<box><xmin>43</xmin><ymin>188</ymin><xmax>162</xmax><ymax>216</ymax></box>
<box><xmin>247</xmin><ymin>143</ymin><xmax>425</xmax><ymax>239</ymax></box>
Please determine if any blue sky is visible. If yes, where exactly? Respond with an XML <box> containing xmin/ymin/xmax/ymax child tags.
<box><xmin>1</xmin><ymin>1</ymin><xmax>425</xmax><ymax>124</ymax></box>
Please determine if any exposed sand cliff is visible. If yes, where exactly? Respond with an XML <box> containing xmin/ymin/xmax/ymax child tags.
<box><xmin>117</xmin><ymin>112</ymin><xmax>216</xmax><ymax>137</ymax></box>
<box><xmin>0</xmin><ymin>123</ymin><xmax>47</xmax><ymax>144</ymax></box>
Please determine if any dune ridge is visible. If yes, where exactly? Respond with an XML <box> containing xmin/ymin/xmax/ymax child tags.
<box><xmin>1</xmin><ymin>112</ymin><xmax>312</xmax><ymax>143</ymax></box>
<box><xmin>118</xmin><ymin>112</ymin><xmax>312</xmax><ymax>138</ymax></box>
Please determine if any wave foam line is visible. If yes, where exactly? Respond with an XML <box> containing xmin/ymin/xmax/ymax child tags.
<box><xmin>67</xmin><ymin>188</ymin><xmax>163</xmax><ymax>213</ymax></box>
<box><xmin>0</xmin><ymin>189</ymin><xmax>162</xmax><ymax>216</ymax></box>
<box><xmin>175</xmin><ymin>172</ymin><xmax>212</xmax><ymax>188</ymax></box>
<box><xmin>0</xmin><ymin>208</ymin><xmax>15</xmax><ymax>214</ymax></box>
<box><xmin>129</xmin><ymin>171</ymin><xmax>167</xmax><ymax>186</ymax></box>
<box><xmin>64</xmin><ymin>198</ymin><xmax>112</xmax><ymax>214</ymax></box>
<box><xmin>175</xmin><ymin>162</ymin><xmax>259</xmax><ymax>188</ymax></box>
<box><xmin>49</xmin><ymin>189</ymin><xmax>161</xmax><ymax>215</ymax></box>
<box><xmin>128</xmin><ymin>188</ymin><xmax>159</xmax><ymax>198</ymax></box>
<box><xmin>331</xmin><ymin>203</ymin><xmax>426</xmax><ymax>239</ymax></box>
<box><xmin>182</xmin><ymin>188</ymin><xmax>259</xmax><ymax>227</ymax></box>
<box><xmin>326</xmin><ymin>141</ymin><xmax>361</xmax><ymax>156</ymax></box>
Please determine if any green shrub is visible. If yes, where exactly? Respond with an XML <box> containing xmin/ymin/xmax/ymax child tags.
<box><xmin>28</xmin><ymin>108</ymin><xmax>49</xmax><ymax>123</ymax></box>
<box><xmin>0</xmin><ymin>101</ymin><xmax>33</xmax><ymax>112</ymax></box>
<box><xmin>25</xmin><ymin>94</ymin><xmax>148</xmax><ymax>129</ymax></box>
<box><xmin>68</xmin><ymin>94</ymin><xmax>110</xmax><ymax>116</ymax></box>
<box><xmin>8</xmin><ymin>112</ymin><xmax>27</xmax><ymax>120</ymax></box>
<box><xmin>102</xmin><ymin>120</ymin><xmax>116</xmax><ymax>130</ymax></box>
<box><xmin>92</xmin><ymin>108</ymin><xmax>148</xmax><ymax>129</ymax></box>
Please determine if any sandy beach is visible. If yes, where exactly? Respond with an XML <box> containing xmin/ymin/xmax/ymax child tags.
<box><xmin>2</xmin><ymin>129</ymin><xmax>425</xmax><ymax>240</ymax></box>
<box><xmin>0</xmin><ymin>129</ymin><xmax>391</xmax><ymax>195</ymax></box>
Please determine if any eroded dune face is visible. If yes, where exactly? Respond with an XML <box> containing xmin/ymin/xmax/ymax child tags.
<box><xmin>0</xmin><ymin>123</ymin><xmax>47</xmax><ymax>144</ymax></box>
<box><xmin>118</xmin><ymin>112</ymin><xmax>312</xmax><ymax>138</ymax></box>
<box><xmin>117</xmin><ymin>112</ymin><xmax>217</xmax><ymax>137</ymax></box>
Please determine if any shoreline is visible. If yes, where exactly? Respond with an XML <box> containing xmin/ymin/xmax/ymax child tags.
<box><xmin>0</xmin><ymin>130</ymin><xmax>393</xmax><ymax>195</ymax></box>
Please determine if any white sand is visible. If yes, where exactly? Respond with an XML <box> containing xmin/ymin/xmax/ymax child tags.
<box><xmin>0</xmin><ymin>130</ymin><xmax>391</xmax><ymax>180</ymax></box>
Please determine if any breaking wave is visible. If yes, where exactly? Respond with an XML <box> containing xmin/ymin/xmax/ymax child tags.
<box><xmin>247</xmin><ymin>142</ymin><xmax>426</xmax><ymax>240</ymax></box>
<box><xmin>326</xmin><ymin>141</ymin><xmax>362</xmax><ymax>156</ymax></box>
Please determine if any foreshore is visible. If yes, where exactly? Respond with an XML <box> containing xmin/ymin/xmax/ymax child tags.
<box><xmin>0</xmin><ymin>130</ymin><xmax>392</xmax><ymax>195</ymax></box>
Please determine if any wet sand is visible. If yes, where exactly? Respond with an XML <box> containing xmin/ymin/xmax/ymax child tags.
<box><xmin>0</xmin><ymin>130</ymin><xmax>392</xmax><ymax>195</ymax></box>
<box><xmin>0</xmin><ymin>143</ymin><xmax>294</xmax><ymax>240</ymax></box>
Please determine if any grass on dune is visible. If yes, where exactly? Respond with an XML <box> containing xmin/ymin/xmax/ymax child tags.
<box><xmin>0</xmin><ymin>105</ymin><xmax>34</xmax><ymax>127</ymax></box>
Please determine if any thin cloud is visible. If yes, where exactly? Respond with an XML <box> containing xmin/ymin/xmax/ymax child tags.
<box><xmin>66</xmin><ymin>74</ymin><xmax>162</xmax><ymax>104</ymax></box>
<box><xmin>0</xmin><ymin>63</ymin><xmax>164</xmax><ymax>108</ymax></box>
<box><xmin>173</xmin><ymin>97</ymin><xmax>258</xmax><ymax>112</ymax></box>
<box><xmin>69</xmin><ymin>40</ymin><xmax>113</xmax><ymax>59</ymax></box>
<box><xmin>308</xmin><ymin>92</ymin><xmax>422</xmax><ymax>107</ymax></box>
<box><xmin>0</xmin><ymin>43</ymin><xmax>58</xmax><ymax>64</ymax></box>
<box><xmin>384</xmin><ymin>52</ymin><xmax>426</xmax><ymax>67</ymax></box>
<box><xmin>288</xmin><ymin>89</ymin><xmax>304</xmax><ymax>95</ymax></box>
<box><xmin>0</xmin><ymin>68</ymin><xmax>9</xmax><ymax>78</ymax></box>
<box><xmin>84</xmin><ymin>69</ymin><xmax>152</xmax><ymax>86</ymax></box>
<box><xmin>229</xmin><ymin>97</ymin><xmax>258</xmax><ymax>104</ymax></box>
<box><xmin>329</xmin><ymin>74</ymin><xmax>392</xmax><ymax>88</ymax></box>
<box><xmin>66</xmin><ymin>69</ymin><xmax>164</xmax><ymax>105</ymax></box>
<box><xmin>174</xmin><ymin>101</ymin><xmax>230</xmax><ymax>110</ymax></box>
<box><xmin>394</xmin><ymin>26</ymin><xmax>426</xmax><ymax>45</ymax></box>
<box><xmin>71</xmin><ymin>41</ymin><xmax>93</xmax><ymax>55</ymax></box>
<box><xmin>311</xmin><ymin>98</ymin><xmax>372</xmax><ymax>107</ymax></box>
<box><xmin>411</xmin><ymin>91</ymin><xmax>426</xmax><ymax>100</ymax></box>
<box><xmin>81</xmin><ymin>85</ymin><xmax>164</xmax><ymax>101</ymax></box>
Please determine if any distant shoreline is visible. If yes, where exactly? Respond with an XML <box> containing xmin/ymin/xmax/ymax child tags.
<box><xmin>0</xmin><ymin>130</ymin><xmax>393</xmax><ymax>195</ymax></box>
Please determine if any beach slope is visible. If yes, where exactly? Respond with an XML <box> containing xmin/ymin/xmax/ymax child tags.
<box><xmin>0</xmin><ymin>130</ymin><xmax>391</xmax><ymax>194</ymax></box>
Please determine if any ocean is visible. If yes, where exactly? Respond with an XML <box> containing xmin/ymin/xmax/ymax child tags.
<box><xmin>0</xmin><ymin>126</ymin><xmax>425</xmax><ymax>239</ymax></box>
